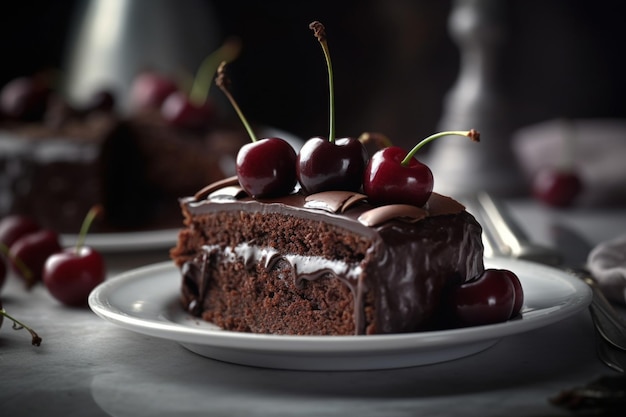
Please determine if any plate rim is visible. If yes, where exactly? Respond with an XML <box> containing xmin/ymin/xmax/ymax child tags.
<box><xmin>61</xmin><ymin>228</ymin><xmax>181</xmax><ymax>252</ymax></box>
<box><xmin>88</xmin><ymin>257</ymin><xmax>593</xmax><ymax>355</ymax></box>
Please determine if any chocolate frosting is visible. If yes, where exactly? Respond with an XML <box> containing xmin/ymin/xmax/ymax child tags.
<box><xmin>176</xmin><ymin>178</ymin><xmax>483</xmax><ymax>334</ymax></box>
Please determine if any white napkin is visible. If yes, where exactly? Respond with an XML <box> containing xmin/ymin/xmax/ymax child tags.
<box><xmin>588</xmin><ymin>234</ymin><xmax>626</xmax><ymax>305</ymax></box>
<box><xmin>513</xmin><ymin>118</ymin><xmax>626</xmax><ymax>207</ymax></box>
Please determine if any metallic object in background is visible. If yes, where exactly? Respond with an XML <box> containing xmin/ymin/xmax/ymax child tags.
<box><xmin>471</xmin><ymin>192</ymin><xmax>626</xmax><ymax>353</ymax></box>
<box><xmin>429</xmin><ymin>0</ymin><xmax>526</xmax><ymax>198</ymax></box>
<box><xmin>63</xmin><ymin>0</ymin><xmax>220</xmax><ymax>113</ymax></box>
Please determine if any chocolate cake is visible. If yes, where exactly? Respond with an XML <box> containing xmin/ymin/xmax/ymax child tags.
<box><xmin>0</xmin><ymin>109</ymin><xmax>248</xmax><ymax>233</ymax></box>
<box><xmin>170</xmin><ymin>177</ymin><xmax>485</xmax><ymax>336</ymax></box>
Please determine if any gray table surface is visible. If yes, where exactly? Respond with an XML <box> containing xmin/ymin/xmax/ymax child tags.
<box><xmin>2</xmin><ymin>199</ymin><xmax>625</xmax><ymax>417</ymax></box>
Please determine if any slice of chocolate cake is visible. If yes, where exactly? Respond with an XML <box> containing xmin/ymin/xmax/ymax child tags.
<box><xmin>170</xmin><ymin>177</ymin><xmax>485</xmax><ymax>336</ymax></box>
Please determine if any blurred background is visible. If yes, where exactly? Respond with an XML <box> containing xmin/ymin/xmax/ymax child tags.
<box><xmin>2</xmin><ymin>0</ymin><xmax>626</xmax><ymax>206</ymax></box>
<box><xmin>2</xmin><ymin>0</ymin><xmax>625</xmax><ymax>144</ymax></box>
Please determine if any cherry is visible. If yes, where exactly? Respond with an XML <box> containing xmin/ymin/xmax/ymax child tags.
<box><xmin>1</xmin><ymin>216</ymin><xmax>40</xmax><ymax>289</ymax></box>
<box><xmin>447</xmin><ymin>268</ymin><xmax>521</xmax><ymax>326</ymax></box>
<box><xmin>216</xmin><ymin>62</ymin><xmax>297</xmax><ymax>198</ymax></box>
<box><xmin>129</xmin><ymin>71</ymin><xmax>178</xmax><ymax>112</ymax></box>
<box><xmin>364</xmin><ymin>130</ymin><xmax>480</xmax><ymax>207</ymax></box>
<box><xmin>160</xmin><ymin>38</ymin><xmax>241</xmax><ymax>128</ymax></box>
<box><xmin>0</xmin><ymin>76</ymin><xmax>50</xmax><ymax>121</ymax></box>
<box><xmin>0</xmin><ymin>299</ymin><xmax>42</xmax><ymax>346</ymax></box>
<box><xmin>10</xmin><ymin>229</ymin><xmax>62</xmax><ymax>289</ymax></box>
<box><xmin>43</xmin><ymin>206</ymin><xmax>106</xmax><ymax>306</ymax></box>
<box><xmin>532</xmin><ymin>168</ymin><xmax>583</xmax><ymax>208</ymax></box>
<box><xmin>297</xmin><ymin>137</ymin><xmax>368</xmax><ymax>194</ymax></box>
<box><xmin>160</xmin><ymin>90</ymin><xmax>215</xmax><ymax>128</ymax></box>
<box><xmin>296</xmin><ymin>21</ymin><xmax>367</xmax><ymax>194</ymax></box>
<box><xmin>502</xmin><ymin>269</ymin><xmax>524</xmax><ymax>317</ymax></box>
<box><xmin>0</xmin><ymin>215</ymin><xmax>41</xmax><ymax>248</ymax></box>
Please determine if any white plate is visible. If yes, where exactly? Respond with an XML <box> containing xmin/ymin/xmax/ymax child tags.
<box><xmin>88</xmin><ymin>257</ymin><xmax>592</xmax><ymax>371</ymax></box>
<box><xmin>61</xmin><ymin>228</ymin><xmax>180</xmax><ymax>252</ymax></box>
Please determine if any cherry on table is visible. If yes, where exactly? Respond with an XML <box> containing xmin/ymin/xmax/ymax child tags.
<box><xmin>0</xmin><ymin>215</ymin><xmax>41</xmax><ymax>248</ymax></box>
<box><xmin>44</xmin><ymin>246</ymin><xmax>105</xmax><ymax>307</ymax></box>
<box><xmin>532</xmin><ymin>168</ymin><xmax>583</xmax><ymax>208</ymax></box>
<box><xmin>9</xmin><ymin>229</ymin><xmax>62</xmax><ymax>289</ymax></box>
<box><xmin>43</xmin><ymin>206</ymin><xmax>106</xmax><ymax>306</ymax></box>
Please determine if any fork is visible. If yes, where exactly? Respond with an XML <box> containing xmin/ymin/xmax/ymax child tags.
<box><xmin>465</xmin><ymin>192</ymin><xmax>626</xmax><ymax>353</ymax></box>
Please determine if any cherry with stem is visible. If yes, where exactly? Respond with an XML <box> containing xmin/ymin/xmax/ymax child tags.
<box><xmin>161</xmin><ymin>38</ymin><xmax>242</xmax><ymax>128</ymax></box>
<box><xmin>364</xmin><ymin>129</ymin><xmax>480</xmax><ymax>207</ymax></box>
<box><xmin>296</xmin><ymin>21</ymin><xmax>367</xmax><ymax>194</ymax></box>
<box><xmin>44</xmin><ymin>205</ymin><xmax>106</xmax><ymax>307</ymax></box>
<box><xmin>215</xmin><ymin>62</ymin><xmax>297</xmax><ymax>198</ymax></box>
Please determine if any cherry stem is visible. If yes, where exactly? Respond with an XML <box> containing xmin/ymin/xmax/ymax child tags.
<box><xmin>310</xmin><ymin>21</ymin><xmax>336</xmax><ymax>144</ymax></box>
<box><xmin>215</xmin><ymin>61</ymin><xmax>257</xmax><ymax>143</ymax></box>
<box><xmin>401</xmin><ymin>129</ymin><xmax>480</xmax><ymax>166</ymax></box>
<box><xmin>75</xmin><ymin>205</ymin><xmax>103</xmax><ymax>253</ymax></box>
<box><xmin>1</xmin><ymin>308</ymin><xmax>42</xmax><ymax>346</ymax></box>
<box><xmin>189</xmin><ymin>37</ymin><xmax>242</xmax><ymax>105</ymax></box>
<box><xmin>0</xmin><ymin>242</ymin><xmax>33</xmax><ymax>283</ymax></box>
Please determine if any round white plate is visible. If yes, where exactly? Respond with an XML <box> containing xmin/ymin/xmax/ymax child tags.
<box><xmin>88</xmin><ymin>257</ymin><xmax>592</xmax><ymax>371</ymax></box>
<box><xmin>61</xmin><ymin>228</ymin><xmax>180</xmax><ymax>252</ymax></box>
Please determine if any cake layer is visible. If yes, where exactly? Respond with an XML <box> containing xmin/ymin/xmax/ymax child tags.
<box><xmin>171</xmin><ymin>179</ymin><xmax>485</xmax><ymax>335</ymax></box>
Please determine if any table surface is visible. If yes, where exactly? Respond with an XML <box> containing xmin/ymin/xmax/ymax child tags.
<box><xmin>2</xmin><ymin>199</ymin><xmax>625</xmax><ymax>417</ymax></box>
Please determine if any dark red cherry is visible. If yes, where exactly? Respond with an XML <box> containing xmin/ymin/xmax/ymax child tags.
<box><xmin>532</xmin><ymin>168</ymin><xmax>583</xmax><ymax>208</ymax></box>
<box><xmin>364</xmin><ymin>146</ymin><xmax>433</xmax><ymax>207</ymax></box>
<box><xmin>0</xmin><ymin>76</ymin><xmax>50</xmax><ymax>121</ymax></box>
<box><xmin>296</xmin><ymin>137</ymin><xmax>367</xmax><ymax>194</ymax></box>
<box><xmin>448</xmin><ymin>268</ymin><xmax>516</xmax><ymax>326</ymax></box>
<box><xmin>216</xmin><ymin>62</ymin><xmax>297</xmax><ymax>198</ymax></box>
<box><xmin>502</xmin><ymin>269</ymin><xmax>524</xmax><ymax>317</ymax></box>
<box><xmin>44</xmin><ymin>246</ymin><xmax>105</xmax><ymax>307</ymax></box>
<box><xmin>237</xmin><ymin>138</ymin><xmax>297</xmax><ymax>198</ymax></box>
<box><xmin>363</xmin><ymin>130</ymin><xmax>479</xmax><ymax>207</ymax></box>
<box><xmin>0</xmin><ymin>215</ymin><xmax>41</xmax><ymax>248</ymax></box>
<box><xmin>298</xmin><ymin>23</ymin><xmax>368</xmax><ymax>194</ymax></box>
<box><xmin>161</xmin><ymin>91</ymin><xmax>214</xmax><ymax>128</ymax></box>
<box><xmin>130</xmin><ymin>71</ymin><xmax>178</xmax><ymax>111</ymax></box>
<box><xmin>10</xmin><ymin>229</ymin><xmax>62</xmax><ymax>288</ymax></box>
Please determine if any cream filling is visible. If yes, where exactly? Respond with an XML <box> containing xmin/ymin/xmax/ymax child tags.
<box><xmin>201</xmin><ymin>242</ymin><xmax>363</xmax><ymax>282</ymax></box>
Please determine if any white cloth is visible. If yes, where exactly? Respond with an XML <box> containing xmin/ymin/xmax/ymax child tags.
<box><xmin>513</xmin><ymin>118</ymin><xmax>626</xmax><ymax>207</ymax></box>
<box><xmin>588</xmin><ymin>234</ymin><xmax>626</xmax><ymax>305</ymax></box>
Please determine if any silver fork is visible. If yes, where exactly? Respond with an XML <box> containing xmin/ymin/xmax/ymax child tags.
<box><xmin>465</xmin><ymin>192</ymin><xmax>626</xmax><ymax>353</ymax></box>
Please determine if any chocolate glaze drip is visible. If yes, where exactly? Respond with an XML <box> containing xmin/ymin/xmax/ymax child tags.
<box><xmin>174</xmin><ymin>181</ymin><xmax>483</xmax><ymax>335</ymax></box>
